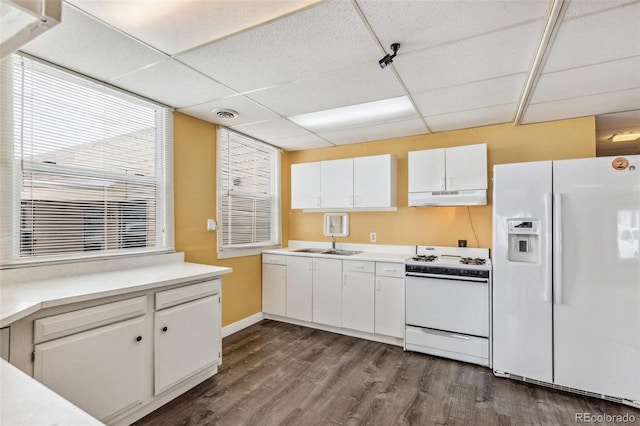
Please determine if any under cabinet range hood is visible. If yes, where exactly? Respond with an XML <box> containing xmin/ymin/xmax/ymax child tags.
<box><xmin>408</xmin><ymin>189</ymin><xmax>487</xmax><ymax>207</ymax></box>
<box><xmin>1</xmin><ymin>0</ymin><xmax>61</xmax><ymax>59</ymax></box>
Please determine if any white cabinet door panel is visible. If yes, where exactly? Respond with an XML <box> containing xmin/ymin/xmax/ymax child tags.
<box><xmin>353</xmin><ymin>155</ymin><xmax>396</xmax><ymax>208</ymax></box>
<box><xmin>155</xmin><ymin>295</ymin><xmax>220</xmax><ymax>395</ymax></box>
<box><xmin>34</xmin><ymin>317</ymin><xmax>146</xmax><ymax>422</ymax></box>
<box><xmin>291</xmin><ymin>162</ymin><xmax>321</xmax><ymax>209</ymax></box>
<box><xmin>375</xmin><ymin>276</ymin><xmax>404</xmax><ymax>338</ymax></box>
<box><xmin>262</xmin><ymin>263</ymin><xmax>286</xmax><ymax>316</ymax></box>
<box><xmin>445</xmin><ymin>144</ymin><xmax>487</xmax><ymax>191</ymax></box>
<box><xmin>286</xmin><ymin>256</ymin><xmax>313</xmax><ymax>321</ymax></box>
<box><xmin>342</xmin><ymin>271</ymin><xmax>374</xmax><ymax>333</ymax></box>
<box><xmin>312</xmin><ymin>258</ymin><xmax>342</xmax><ymax>327</ymax></box>
<box><xmin>321</xmin><ymin>158</ymin><xmax>353</xmax><ymax>208</ymax></box>
<box><xmin>408</xmin><ymin>148</ymin><xmax>445</xmax><ymax>192</ymax></box>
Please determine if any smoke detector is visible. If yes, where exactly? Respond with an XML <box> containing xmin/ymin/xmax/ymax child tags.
<box><xmin>212</xmin><ymin>108</ymin><xmax>239</xmax><ymax>120</ymax></box>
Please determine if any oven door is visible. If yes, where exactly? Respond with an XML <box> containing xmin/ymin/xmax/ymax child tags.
<box><xmin>405</xmin><ymin>273</ymin><xmax>489</xmax><ymax>337</ymax></box>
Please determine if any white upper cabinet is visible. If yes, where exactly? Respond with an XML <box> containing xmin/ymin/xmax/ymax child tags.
<box><xmin>408</xmin><ymin>143</ymin><xmax>487</xmax><ymax>206</ymax></box>
<box><xmin>320</xmin><ymin>158</ymin><xmax>354</xmax><ymax>209</ymax></box>
<box><xmin>353</xmin><ymin>154</ymin><xmax>397</xmax><ymax>209</ymax></box>
<box><xmin>291</xmin><ymin>162</ymin><xmax>321</xmax><ymax>209</ymax></box>
<box><xmin>291</xmin><ymin>154</ymin><xmax>397</xmax><ymax>211</ymax></box>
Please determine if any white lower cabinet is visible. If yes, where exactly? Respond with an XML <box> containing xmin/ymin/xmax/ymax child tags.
<box><xmin>154</xmin><ymin>294</ymin><xmax>221</xmax><ymax>395</ymax></box>
<box><xmin>375</xmin><ymin>276</ymin><xmax>405</xmax><ymax>338</ymax></box>
<box><xmin>286</xmin><ymin>256</ymin><xmax>313</xmax><ymax>321</ymax></box>
<box><xmin>34</xmin><ymin>316</ymin><xmax>146</xmax><ymax>422</ymax></box>
<box><xmin>312</xmin><ymin>258</ymin><xmax>342</xmax><ymax>327</ymax></box>
<box><xmin>342</xmin><ymin>261</ymin><xmax>375</xmax><ymax>333</ymax></box>
<box><xmin>31</xmin><ymin>280</ymin><xmax>223</xmax><ymax>425</ymax></box>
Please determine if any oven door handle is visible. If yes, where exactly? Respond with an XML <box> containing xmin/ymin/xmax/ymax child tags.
<box><xmin>405</xmin><ymin>273</ymin><xmax>488</xmax><ymax>283</ymax></box>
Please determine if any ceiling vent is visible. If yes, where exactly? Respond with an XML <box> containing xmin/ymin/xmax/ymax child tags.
<box><xmin>212</xmin><ymin>108</ymin><xmax>239</xmax><ymax>120</ymax></box>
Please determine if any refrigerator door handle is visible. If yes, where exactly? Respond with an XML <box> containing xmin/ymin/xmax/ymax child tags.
<box><xmin>553</xmin><ymin>193</ymin><xmax>563</xmax><ymax>305</ymax></box>
<box><xmin>543</xmin><ymin>193</ymin><xmax>553</xmax><ymax>303</ymax></box>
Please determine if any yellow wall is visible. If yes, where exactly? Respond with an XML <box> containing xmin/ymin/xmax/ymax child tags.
<box><xmin>286</xmin><ymin>117</ymin><xmax>596</xmax><ymax>249</ymax></box>
<box><xmin>174</xmin><ymin>113</ymin><xmax>263</xmax><ymax>327</ymax></box>
<box><xmin>174</xmin><ymin>113</ymin><xmax>594</xmax><ymax>326</ymax></box>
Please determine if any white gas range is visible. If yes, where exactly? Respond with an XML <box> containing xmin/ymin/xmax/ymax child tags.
<box><xmin>404</xmin><ymin>246</ymin><xmax>492</xmax><ymax>367</ymax></box>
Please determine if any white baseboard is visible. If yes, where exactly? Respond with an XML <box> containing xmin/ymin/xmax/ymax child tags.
<box><xmin>222</xmin><ymin>312</ymin><xmax>264</xmax><ymax>338</ymax></box>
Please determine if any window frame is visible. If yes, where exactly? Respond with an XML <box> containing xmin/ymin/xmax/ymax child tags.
<box><xmin>216</xmin><ymin>127</ymin><xmax>281</xmax><ymax>259</ymax></box>
<box><xmin>0</xmin><ymin>53</ymin><xmax>174</xmax><ymax>268</ymax></box>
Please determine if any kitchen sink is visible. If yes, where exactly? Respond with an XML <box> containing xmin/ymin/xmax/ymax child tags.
<box><xmin>293</xmin><ymin>248</ymin><xmax>362</xmax><ymax>256</ymax></box>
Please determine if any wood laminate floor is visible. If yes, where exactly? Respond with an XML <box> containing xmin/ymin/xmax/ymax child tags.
<box><xmin>135</xmin><ymin>320</ymin><xmax>640</xmax><ymax>426</ymax></box>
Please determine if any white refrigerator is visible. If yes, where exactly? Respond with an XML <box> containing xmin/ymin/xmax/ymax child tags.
<box><xmin>492</xmin><ymin>156</ymin><xmax>640</xmax><ymax>406</ymax></box>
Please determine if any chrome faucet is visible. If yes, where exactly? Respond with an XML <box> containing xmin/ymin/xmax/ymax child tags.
<box><xmin>331</xmin><ymin>235</ymin><xmax>336</xmax><ymax>250</ymax></box>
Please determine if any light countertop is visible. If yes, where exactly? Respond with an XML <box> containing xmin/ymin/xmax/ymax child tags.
<box><xmin>0</xmin><ymin>254</ymin><xmax>232</xmax><ymax>328</ymax></box>
<box><xmin>263</xmin><ymin>241</ymin><xmax>415</xmax><ymax>264</ymax></box>
<box><xmin>0</xmin><ymin>359</ymin><xmax>104</xmax><ymax>426</ymax></box>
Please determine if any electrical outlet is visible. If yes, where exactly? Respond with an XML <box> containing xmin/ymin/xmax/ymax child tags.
<box><xmin>207</xmin><ymin>219</ymin><xmax>217</xmax><ymax>231</ymax></box>
<box><xmin>370</xmin><ymin>232</ymin><xmax>377</xmax><ymax>243</ymax></box>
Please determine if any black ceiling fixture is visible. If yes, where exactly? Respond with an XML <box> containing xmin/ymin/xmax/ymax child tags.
<box><xmin>379</xmin><ymin>43</ymin><xmax>400</xmax><ymax>69</ymax></box>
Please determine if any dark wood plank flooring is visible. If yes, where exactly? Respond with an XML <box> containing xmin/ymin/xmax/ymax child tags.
<box><xmin>135</xmin><ymin>320</ymin><xmax>640</xmax><ymax>426</ymax></box>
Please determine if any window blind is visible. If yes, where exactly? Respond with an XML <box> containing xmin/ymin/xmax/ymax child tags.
<box><xmin>0</xmin><ymin>54</ymin><xmax>173</xmax><ymax>266</ymax></box>
<box><xmin>217</xmin><ymin>128</ymin><xmax>279</xmax><ymax>254</ymax></box>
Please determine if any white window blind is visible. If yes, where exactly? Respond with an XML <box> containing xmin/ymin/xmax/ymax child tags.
<box><xmin>0</xmin><ymin>54</ymin><xmax>174</xmax><ymax>266</ymax></box>
<box><xmin>217</xmin><ymin>128</ymin><xmax>280</xmax><ymax>257</ymax></box>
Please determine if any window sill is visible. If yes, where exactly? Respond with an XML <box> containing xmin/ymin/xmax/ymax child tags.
<box><xmin>217</xmin><ymin>245</ymin><xmax>281</xmax><ymax>259</ymax></box>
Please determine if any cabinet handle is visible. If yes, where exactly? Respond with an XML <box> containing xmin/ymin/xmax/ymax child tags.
<box><xmin>441</xmin><ymin>177</ymin><xmax>445</xmax><ymax>189</ymax></box>
<box><xmin>353</xmin><ymin>265</ymin><xmax>365</xmax><ymax>269</ymax></box>
<box><xmin>162</xmin><ymin>326</ymin><xmax>168</xmax><ymax>332</ymax></box>
<box><xmin>136</xmin><ymin>336</ymin><xmax>143</xmax><ymax>342</ymax></box>
<box><xmin>383</xmin><ymin>268</ymin><xmax>396</xmax><ymax>272</ymax></box>
<box><xmin>317</xmin><ymin>196</ymin><xmax>321</xmax><ymax>207</ymax></box>
<box><xmin>354</xmin><ymin>195</ymin><xmax>359</xmax><ymax>206</ymax></box>
<box><xmin>349</xmin><ymin>195</ymin><xmax>353</xmax><ymax>206</ymax></box>
<box><xmin>376</xmin><ymin>279</ymin><xmax>382</xmax><ymax>291</ymax></box>
<box><xmin>448</xmin><ymin>177</ymin><xmax>453</xmax><ymax>188</ymax></box>
<box><xmin>343</xmin><ymin>274</ymin><xmax>347</xmax><ymax>285</ymax></box>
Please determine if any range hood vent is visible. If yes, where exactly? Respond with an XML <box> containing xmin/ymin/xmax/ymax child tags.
<box><xmin>1</xmin><ymin>0</ymin><xmax>61</xmax><ymax>59</ymax></box>
<box><xmin>409</xmin><ymin>189</ymin><xmax>487</xmax><ymax>207</ymax></box>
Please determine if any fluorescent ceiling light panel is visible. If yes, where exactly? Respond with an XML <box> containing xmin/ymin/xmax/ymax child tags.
<box><xmin>289</xmin><ymin>96</ymin><xmax>418</xmax><ymax>133</ymax></box>
<box><xmin>611</xmin><ymin>131</ymin><xmax>640</xmax><ymax>142</ymax></box>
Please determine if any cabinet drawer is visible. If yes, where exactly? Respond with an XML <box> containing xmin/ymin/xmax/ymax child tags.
<box><xmin>343</xmin><ymin>260</ymin><xmax>374</xmax><ymax>273</ymax></box>
<box><xmin>34</xmin><ymin>296</ymin><xmax>147</xmax><ymax>344</ymax></box>
<box><xmin>375</xmin><ymin>262</ymin><xmax>405</xmax><ymax>278</ymax></box>
<box><xmin>156</xmin><ymin>280</ymin><xmax>220</xmax><ymax>310</ymax></box>
<box><xmin>262</xmin><ymin>254</ymin><xmax>287</xmax><ymax>265</ymax></box>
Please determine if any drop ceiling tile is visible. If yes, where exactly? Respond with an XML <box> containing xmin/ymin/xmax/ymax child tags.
<box><xmin>425</xmin><ymin>104</ymin><xmax>516</xmax><ymax>133</ymax></box>
<box><xmin>110</xmin><ymin>59</ymin><xmax>235</xmax><ymax>108</ymax></box>
<box><xmin>20</xmin><ymin>4</ymin><xmax>166</xmax><ymax>81</ymax></box>
<box><xmin>543</xmin><ymin>2</ymin><xmax>640</xmax><ymax>73</ymax></box>
<box><xmin>531</xmin><ymin>56</ymin><xmax>640</xmax><ymax>104</ymax></box>
<box><xmin>177</xmin><ymin>95</ymin><xmax>278</xmax><ymax>126</ymax></box>
<box><xmin>67</xmin><ymin>0</ymin><xmax>321</xmax><ymax>55</ymax></box>
<box><xmin>563</xmin><ymin>0</ymin><xmax>637</xmax><ymax>20</ymax></box>
<box><xmin>317</xmin><ymin>118</ymin><xmax>427</xmax><ymax>145</ymax></box>
<box><xmin>358</xmin><ymin>0</ymin><xmax>548</xmax><ymax>54</ymax></box>
<box><xmin>522</xmin><ymin>88</ymin><xmax>640</xmax><ymax>124</ymax></box>
<box><xmin>268</xmin><ymin>134</ymin><xmax>334</xmax><ymax>151</ymax></box>
<box><xmin>176</xmin><ymin>1</ymin><xmax>380</xmax><ymax>93</ymax></box>
<box><xmin>395</xmin><ymin>22</ymin><xmax>544</xmax><ymax>94</ymax></box>
<box><xmin>244</xmin><ymin>62</ymin><xmax>405</xmax><ymax>116</ymax></box>
<box><xmin>231</xmin><ymin>118</ymin><xmax>311</xmax><ymax>142</ymax></box>
<box><xmin>412</xmin><ymin>74</ymin><xmax>526</xmax><ymax>118</ymax></box>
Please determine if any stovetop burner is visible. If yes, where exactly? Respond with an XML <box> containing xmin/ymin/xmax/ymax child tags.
<box><xmin>411</xmin><ymin>254</ymin><xmax>438</xmax><ymax>262</ymax></box>
<box><xmin>460</xmin><ymin>257</ymin><xmax>487</xmax><ymax>265</ymax></box>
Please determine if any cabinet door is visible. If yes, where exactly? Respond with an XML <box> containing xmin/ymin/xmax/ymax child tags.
<box><xmin>445</xmin><ymin>143</ymin><xmax>487</xmax><ymax>191</ymax></box>
<box><xmin>408</xmin><ymin>149</ymin><xmax>446</xmax><ymax>192</ymax></box>
<box><xmin>291</xmin><ymin>162</ymin><xmax>321</xmax><ymax>209</ymax></box>
<box><xmin>286</xmin><ymin>256</ymin><xmax>313</xmax><ymax>321</ymax></box>
<box><xmin>342</xmin><ymin>271</ymin><xmax>375</xmax><ymax>333</ymax></box>
<box><xmin>155</xmin><ymin>295</ymin><xmax>220</xmax><ymax>395</ymax></box>
<box><xmin>321</xmin><ymin>158</ymin><xmax>354</xmax><ymax>208</ymax></box>
<box><xmin>263</xmin><ymin>263</ymin><xmax>286</xmax><ymax>316</ymax></box>
<box><xmin>375</xmin><ymin>276</ymin><xmax>405</xmax><ymax>338</ymax></box>
<box><xmin>312</xmin><ymin>258</ymin><xmax>342</xmax><ymax>327</ymax></box>
<box><xmin>354</xmin><ymin>155</ymin><xmax>396</xmax><ymax>208</ymax></box>
<box><xmin>34</xmin><ymin>317</ymin><xmax>146</xmax><ymax>422</ymax></box>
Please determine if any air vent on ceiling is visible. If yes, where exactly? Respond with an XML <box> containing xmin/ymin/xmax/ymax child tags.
<box><xmin>212</xmin><ymin>108</ymin><xmax>239</xmax><ymax>120</ymax></box>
